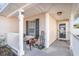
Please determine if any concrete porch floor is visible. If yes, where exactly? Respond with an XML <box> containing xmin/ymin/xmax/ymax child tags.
<box><xmin>24</xmin><ymin>40</ymin><xmax>73</xmax><ymax>56</ymax></box>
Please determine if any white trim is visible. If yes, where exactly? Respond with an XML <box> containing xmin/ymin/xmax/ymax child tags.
<box><xmin>7</xmin><ymin>3</ymin><xmax>36</xmax><ymax>17</ymax></box>
<box><xmin>18</xmin><ymin>9</ymin><xmax>24</xmax><ymax>56</ymax></box>
<box><xmin>45</xmin><ymin>13</ymin><xmax>50</xmax><ymax>48</ymax></box>
<box><xmin>8</xmin><ymin>44</ymin><xmax>19</xmax><ymax>52</ymax></box>
<box><xmin>57</xmin><ymin>21</ymin><xmax>69</xmax><ymax>40</ymax></box>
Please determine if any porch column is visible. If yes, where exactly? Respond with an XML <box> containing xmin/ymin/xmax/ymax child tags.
<box><xmin>45</xmin><ymin>13</ymin><xmax>50</xmax><ymax>48</ymax></box>
<box><xmin>70</xmin><ymin>14</ymin><xmax>75</xmax><ymax>33</ymax></box>
<box><xmin>69</xmin><ymin>13</ymin><xmax>75</xmax><ymax>49</ymax></box>
<box><xmin>18</xmin><ymin>9</ymin><xmax>24</xmax><ymax>56</ymax></box>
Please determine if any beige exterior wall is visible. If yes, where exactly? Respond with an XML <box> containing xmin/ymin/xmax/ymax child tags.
<box><xmin>0</xmin><ymin>16</ymin><xmax>19</xmax><ymax>52</ymax></box>
<box><xmin>24</xmin><ymin>13</ymin><xmax>45</xmax><ymax>36</ymax></box>
<box><xmin>0</xmin><ymin>16</ymin><xmax>19</xmax><ymax>33</ymax></box>
<box><xmin>24</xmin><ymin>13</ymin><xmax>57</xmax><ymax>47</ymax></box>
<box><xmin>49</xmin><ymin>14</ymin><xmax>57</xmax><ymax>45</ymax></box>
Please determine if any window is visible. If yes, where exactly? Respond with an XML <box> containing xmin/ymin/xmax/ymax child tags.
<box><xmin>26</xmin><ymin>18</ymin><xmax>39</xmax><ymax>38</ymax></box>
<box><xmin>28</xmin><ymin>21</ymin><xmax>36</xmax><ymax>36</ymax></box>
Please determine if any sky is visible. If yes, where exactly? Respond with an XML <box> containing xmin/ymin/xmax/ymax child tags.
<box><xmin>0</xmin><ymin>3</ymin><xmax>8</xmax><ymax>12</ymax></box>
<box><xmin>74</xmin><ymin>18</ymin><xmax>79</xmax><ymax>24</ymax></box>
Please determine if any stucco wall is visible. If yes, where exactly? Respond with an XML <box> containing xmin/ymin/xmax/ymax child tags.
<box><xmin>24</xmin><ymin>13</ymin><xmax>57</xmax><ymax>47</ymax></box>
<box><xmin>24</xmin><ymin>13</ymin><xmax>45</xmax><ymax>36</ymax></box>
<box><xmin>0</xmin><ymin>16</ymin><xmax>19</xmax><ymax>33</ymax></box>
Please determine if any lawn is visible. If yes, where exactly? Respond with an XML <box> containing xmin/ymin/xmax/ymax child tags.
<box><xmin>74</xmin><ymin>24</ymin><xmax>79</xmax><ymax>28</ymax></box>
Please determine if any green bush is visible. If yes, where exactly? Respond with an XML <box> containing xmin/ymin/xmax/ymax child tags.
<box><xmin>0</xmin><ymin>46</ymin><xmax>16</xmax><ymax>56</ymax></box>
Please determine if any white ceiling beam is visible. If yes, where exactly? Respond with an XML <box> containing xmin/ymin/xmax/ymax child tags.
<box><xmin>7</xmin><ymin>3</ymin><xmax>34</xmax><ymax>17</ymax></box>
<box><xmin>36</xmin><ymin>4</ymin><xmax>54</xmax><ymax>14</ymax></box>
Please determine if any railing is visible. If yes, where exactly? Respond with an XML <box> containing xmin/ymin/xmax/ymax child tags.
<box><xmin>7</xmin><ymin>33</ymin><xmax>19</xmax><ymax>55</ymax></box>
<box><xmin>71</xmin><ymin>33</ymin><xmax>79</xmax><ymax>40</ymax></box>
<box><xmin>70</xmin><ymin>32</ymin><xmax>79</xmax><ymax>56</ymax></box>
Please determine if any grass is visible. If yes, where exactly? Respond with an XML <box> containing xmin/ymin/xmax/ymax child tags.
<box><xmin>74</xmin><ymin>24</ymin><xmax>79</xmax><ymax>28</ymax></box>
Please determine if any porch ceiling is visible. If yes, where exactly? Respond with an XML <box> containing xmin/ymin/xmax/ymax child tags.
<box><xmin>14</xmin><ymin>3</ymin><xmax>74</xmax><ymax>20</ymax></box>
<box><xmin>0</xmin><ymin>3</ymin><xmax>78</xmax><ymax>20</ymax></box>
<box><xmin>48</xmin><ymin>3</ymin><xmax>73</xmax><ymax>20</ymax></box>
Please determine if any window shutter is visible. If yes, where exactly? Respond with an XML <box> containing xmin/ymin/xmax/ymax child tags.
<box><xmin>26</xmin><ymin>21</ymin><xmax>28</xmax><ymax>35</ymax></box>
<box><xmin>35</xmin><ymin>18</ymin><xmax>39</xmax><ymax>39</ymax></box>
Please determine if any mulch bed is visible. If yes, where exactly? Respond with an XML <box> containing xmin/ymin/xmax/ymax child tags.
<box><xmin>0</xmin><ymin>46</ymin><xmax>16</xmax><ymax>56</ymax></box>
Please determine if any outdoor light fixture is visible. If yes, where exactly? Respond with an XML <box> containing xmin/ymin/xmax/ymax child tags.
<box><xmin>57</xmin><ymin>11</ymin><xmax>62</xmax><ymax>15</ymax></box>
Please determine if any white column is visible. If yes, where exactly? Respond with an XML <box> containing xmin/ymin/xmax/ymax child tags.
<box><xmin>69</xmin><ymin>14</ymin><xmax>74</xmax><ymax>49</ymax></box>
<box><xmin>70</xmin><ymin>14</ymin><xmax>74</xmax><ymax>32</ymax></box>
<box><xmin>18</xmin><ymin>9</ymin><xmax>24</xmax><ymax>56</ymax></box>
<box><xmin>69</xmin><ymin>5</ymin><xmax>76</xmax><ymax>49</ymax></box>
<box><xmin>45</xmin><ymin>13</ymin><xmax>50</xmax><ymax>48</ymax></box>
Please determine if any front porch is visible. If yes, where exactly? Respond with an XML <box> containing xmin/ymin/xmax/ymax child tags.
<box><xmin>23</xmin><ymin>40</ymin><xmax>73</xmax><ymax>56</ymax></box>
<box><xmin>0</xmin><ymin>3</ymin><xmax>79</xmax><ymax>56</ymax></box>
<box><xmin>22</xmin><ymin>3</ymin><xmax>79</xmax><ymax>56</ymax></box>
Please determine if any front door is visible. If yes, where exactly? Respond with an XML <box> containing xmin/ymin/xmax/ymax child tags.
<box><xmin>57</xmin><ymin>21</ymin><xmax>69</xmax><ymax>40</ymax></box>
